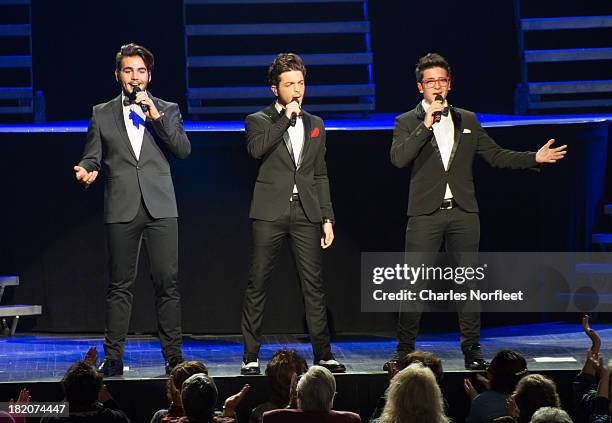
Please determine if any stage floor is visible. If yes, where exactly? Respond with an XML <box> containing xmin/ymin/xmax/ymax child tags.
<box><xmin>0</xmin><ymin>322</ymin><xmax>604</xmax><ymax>382</ymax></box>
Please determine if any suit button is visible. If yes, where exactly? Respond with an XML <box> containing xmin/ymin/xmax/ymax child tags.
<box><xmin>136</xmin><ymin>166</ymin><xmax>140</xmax><ymax>170</ymax></box>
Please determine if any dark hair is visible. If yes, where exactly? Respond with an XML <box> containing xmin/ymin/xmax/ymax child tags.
<box><xmin>265</xmin><ymin>349</ymin><xmax>308</xmax><ymax>406</ymax></box>
<box><xmin>166</xmin><ymin>360</ymin><xmax>209</xmax><ymax>402</ymax></box>
<box><xmin>181</xmin><ymin>373</ymin><xmax>218</xmax><ymax>423</ymax></box>
<box><xmin>513</xmin><ymin>374</ymin><xmax>561</xmax><ymax>423</ymax></box>
<box><xmin>62</xmin><ymin>361</ymin><xmax>103</xmax><ymax>407</ymax></box>
<box><xmin>115</xmin><ymin>43</ymin><xmax>154</xmax><ymax>72</ymax></box>
<box><xmin>415</xmin><ymin>53</ymin><xmax>451</xmax><ymax>82</ymax></box>
<box><xmin>488</xmin><ymin>350</ymin><xmax>528</xmax><ymax>394</ymax></box>
<box><xmin>268</xmin><ymin>53</ymin><xmax>306</xmax><ymax>86</ymax></box>
<box><xmin>399</xmin><ymin>350</ymin><xmax>444</xmax><ymax>382</ymax></box>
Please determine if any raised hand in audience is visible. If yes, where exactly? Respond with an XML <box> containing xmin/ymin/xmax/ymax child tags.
<box><xmin>287</xmin><ymin>373</ymin><xmax>298</xmax><ymax>409</ymax></box>
<box><xmin>8</xmin><ymin>388</ymin><xmax>31</xmax><ymax>423</ymax></box>
<box><xmin>223</xmin><ymin>384</ymin><xmax>250</xmax><ymax>419</ymax></box>
<box><xmin>84</xmin><ymin>346</ymin><xmax>99</xmax><ymax>367</ymax></box>
<box><xmin>385</xmin><ymin>360</ymin><xmax>398</xmax><ymax>380</ymax></box>
<box><xmin>505</xmin><ymin>396</ymin><xmax>518</xmax><ymax>418</ymax></box>
<box><xmin>463</xmin><ymin>378</ymin><xmax>478</xmax><ymax>400</ymax></box>
<box><xmin>582</xmin><ymin>314</ymin><xmax>601</xmax><ymax>357</ymax></box>
<box><xmin>463</xmin><ymin>372</ymin><xmax>490</xmax><ymax>400</ymax></box>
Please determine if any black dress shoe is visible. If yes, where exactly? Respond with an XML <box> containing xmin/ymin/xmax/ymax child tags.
<box><xmin>97</xmin><ymin>358</ymin><xmax>124</xmax><ymax>377</ymax></box>
<box><xmin>463</xmin><ymin>345</ymin><xmax>488</xmax><ymax>371</ymax></box>
<box><xmin>165</xmin><ymin>356</ymin><xmax>184</xmax><ymax>375</ymax></box>
<box><xmin>240</xmin><ymin>359</ymin><xmax>261</xmax><ymax>375</ymax></box>
<box><xmin>315</xmin><ymin>356</ymin><xmax>346</xmax><ymax>373</ymax></box>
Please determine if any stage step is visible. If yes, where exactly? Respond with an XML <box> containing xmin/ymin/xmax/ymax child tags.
<box><xmin>592</xmin><ymin>233</ymin><xmax>612</xmax><ymax>244</ymax></box>
<box><xmin>183</xmin><ymin>0</ymin><xmax>375</xmax><ymax>115</ymax></box>
<box><xmin>520</xmin><ymin>15</ymin><xmax>612</xmax><ymax>31</ymax></box>
<box><xmin>575</xmin><ymin>263</ymin><xmax>612</xmax><ymax>273</ymax></box>
<box><xmin>0</xmin><ymin>304</ymin><xmax>41</xmax><ymax>317</ymax></box>
<box><xmin>0</xmin><ymin>305</ymin><xmax>42</xmax><ymax>336</ymax></box>
<box><xmin>0</xmin><ymin>1</ymin><xmax>39</xmax><ymax>118</ymax></box>
<box><xmin>515</xmin><ymin>13</ymin><xmax>612</xmax><ymax>113</ymax></box>
<box><xmin>0</xmin><ymin>275</ymin><xmax>19</xmax><ymax>286</ymax></box>
<box><xmin>524</xmin><ymin>47</ymin><xmax>612</xmax><ymax>63</ymax></box>
<box><xmin>0</xmin><ymin>275</ymin><xmax>42</xmax><ymax>336</ymax></box>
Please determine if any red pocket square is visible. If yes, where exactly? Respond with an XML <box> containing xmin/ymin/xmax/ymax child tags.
<box><xmin>310</xmin><ymin>127</ymin><xmax>320</xmax><ymax>138</ymax></box>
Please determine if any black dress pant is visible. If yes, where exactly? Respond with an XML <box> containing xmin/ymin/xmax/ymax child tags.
<box><xmin>104</xmin><ymin>201</ymin><xmax>182</xmax><ymax>361</ymax></box>
<box><xmin>241</xmin><ymin>200</ymin><xmax>332</xmax><ymax>361</ymax></box>
<box><xmin>397</xmin><ymin>206</ymin><xmax>481</xmax><ymax>353</ymax></box>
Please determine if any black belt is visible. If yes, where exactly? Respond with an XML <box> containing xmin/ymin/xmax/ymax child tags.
<box><xmin>290</xmin><ymin>193</ymin><xmax>300</xmax><ymax>202</ymax></box>
<box><xmin>440</xmin><ymin>198</ymin><xmax>456</xmax><ymax>210</ymax></box>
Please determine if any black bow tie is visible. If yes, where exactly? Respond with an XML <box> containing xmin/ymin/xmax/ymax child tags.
<box><xmin>441</xmin><ymin>107</ymin><xmax>450</xmax><ymax>116</ymax></box>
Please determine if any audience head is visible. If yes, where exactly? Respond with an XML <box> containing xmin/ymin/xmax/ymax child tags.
<box><xmin>61</xmin><ymin>360</ymin><xmax>103</xmax><ymax>408</ymax></box>
<box><xmin>513</xmin><ymin>374</ymin><xmax>561</xmax><ymax>423</ymax></box>
<box><xmin>487</xmin><ymin>349</ymin><xmax>528</xmax><ymax>394</ymax></box>
<box><xmin>181</xmin><ymin>373</ymin><xmax>218</xmax><ymax>423</ymax></box>
<box><xmin>167</xmin><ymin>360</ymin><xmax>209</xmax><ymax>405</ymax></box>
<box><xmin>296</xmin><ymin>365</ymin><xmax>336</xmax><ymax>412</ymax></box>
<box><xmin>266</xmin><ymin>349</ymin><xmax>308</xmax><ymax>406</ymax></box>
<box><xmin>530</xmin><ymin>407</ymin><xmax>573</xmax><ymax>423</ymax></box>
<box><xmin>399</xmin><ymin>350</ymin><xmax>444</xmax><ymax>382</ymax></box>
<box><xmin>380</xmin><ymin>363</ymin><xmax>449</xmax><ymax>423</ymax></box>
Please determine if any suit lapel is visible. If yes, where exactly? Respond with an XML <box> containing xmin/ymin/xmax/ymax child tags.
<box><xmin>264</xmin><ymin>102</ymin><xmax>297</xmax><ymax>166</ymax></box>
<box><xmin>297</xmin><ymin>112</ymin><xmax>312</xmax><ymax>169</ymax></box>
<box><xmin>415</xmin><ymin>102</ymin><xmax>443</xmax><ymax>166</ymax></box>
<box><xmin>447</xmin><ymin>107</ymin><xmax>462</xmax><ymax>169</ymax></box>
<box><xmin>112</xmin><ymin>95</ymin><xmax>138</xmax><ymax>162</ymax></box>
<box><xmin>141</xmin><ymin>96</ymin><xmax>164</xmax><ymax>160</ymax></box>
<box><xmin>283</xmin><ymin>131</ymin><xmax>296</xmax><ymax>166</ymax></box>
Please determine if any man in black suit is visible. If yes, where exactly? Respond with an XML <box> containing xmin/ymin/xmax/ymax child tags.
<box><xmin>74</xmin><ymin>43</ymin><xmax>190</xmax><ymax>376</ymax></box>
<box><xmin>240</xmin><ymin>53</ymin><xmax>345</xmax><ymax>375</ymax></box>
<box><xmin>389</xmin><ymin>53</ymin><xmax>566</xmax><ymax>370</ymax></box>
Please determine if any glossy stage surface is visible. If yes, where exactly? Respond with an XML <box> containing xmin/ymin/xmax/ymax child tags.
<box><xmin>0</xmin><ymin>322</ymin><xmax>604</xmax><ymax>382</ymax></box>
<box><xmin>0</xmin><ymin>113</ymin><xmax>611</xmax><ymax>133</ymax></box>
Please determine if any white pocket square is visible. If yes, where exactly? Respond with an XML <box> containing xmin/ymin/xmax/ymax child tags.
<box><xmin>462</xmin><ymin>128</ymin><xmax>472</xmax><ymax>134</ymax></box>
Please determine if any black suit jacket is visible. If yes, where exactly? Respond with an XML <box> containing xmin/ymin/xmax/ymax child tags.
<box><xmin>390</xmin><ymin>103</ymin><xmax>538</xmax><ymax>216</ymax></box>
<box><xmin>79</xmin><ymin>94</ymin><xmax>191</xmax><ymax>223</ymax></box>
<box><xmin>245</xmin><ymin>103</ymin><xmax>334</xmax><ymax>223</ymax></box>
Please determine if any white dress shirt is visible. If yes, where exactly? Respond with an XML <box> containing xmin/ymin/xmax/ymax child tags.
<box><xmin>276</xmin><ymin>102</ymin><xmax>303</xmax><ymax>194</ymax></box>
<box><xmin>122</xmin><ymin>93</ymin><xmax>146</xmax><ymax>160</ymax></box>
<box><xmin>422</xmin><ymin>99</ymin><xmax>454</xmax><ymax>199</ymax></box>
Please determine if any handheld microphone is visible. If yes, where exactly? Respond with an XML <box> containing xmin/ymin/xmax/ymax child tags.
<box><xmin>432</xmin><ymin>94</ymin><xmax>444</xmax><ymax>122</ymax></box>
<box><xmin>289</xmin><ymin>98</ymin><xmax>300</xmax><ymax>127</ymax></box>
<box><xmin>132</xmin><ymin>85</ymin><xmax>149</xmax><ymax>113</ymax></box>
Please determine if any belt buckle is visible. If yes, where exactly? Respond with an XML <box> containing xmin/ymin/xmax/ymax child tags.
<box><xmin>440</xmin><ymin>199</ymin><xmax>453</xmax><ymax>210</ymax></box>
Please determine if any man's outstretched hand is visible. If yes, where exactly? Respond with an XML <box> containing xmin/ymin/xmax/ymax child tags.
<box><xmin>74</xmin><ymin>165</ymin><xmax>98</xmax><ymax>185</ymax></box>
<box><xmin>535</xmin><ymin>139</ymin><xmax>567</xmax><ymax>164</ymax></box>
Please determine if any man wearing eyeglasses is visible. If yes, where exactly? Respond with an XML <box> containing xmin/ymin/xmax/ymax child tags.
<box><xmin>388</xmin><ymin>53</ymin><xmax>566</xmax><ymax>370</ymax></box>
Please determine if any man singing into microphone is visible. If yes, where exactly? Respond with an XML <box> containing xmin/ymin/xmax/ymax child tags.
<box><xmin>73</xmin><ymin>43</ymin><xmax>190</xmax><ymax>376</ymax></box>
<box><xmin>388</xmin><ymin>53</ymin><xmax>566</xmax><ymax>370</ymax></box>
<box><xmin>240</xmin><ymin>53</ymin><xmax>345</xmax><ymax>375</ymax></box>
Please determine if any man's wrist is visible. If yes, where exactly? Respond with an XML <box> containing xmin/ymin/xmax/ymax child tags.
<box><xmin>323</xmin><ymin>218</ymin><xmax>334</xmax><ymax>225</ymax></box>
